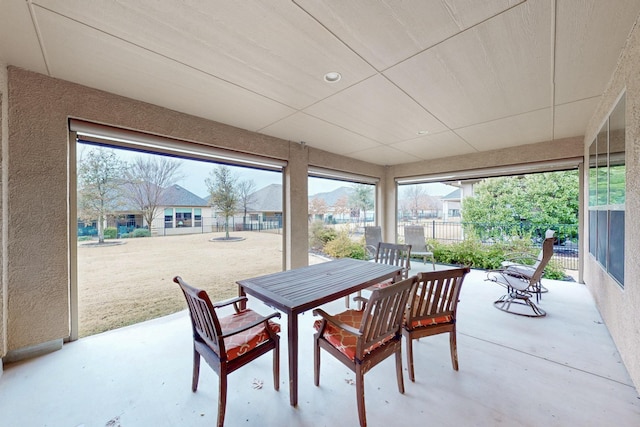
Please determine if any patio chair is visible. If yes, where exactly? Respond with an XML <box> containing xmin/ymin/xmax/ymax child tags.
<box><xmin>402</xmin><ymin>267</ymin><xmax>470</xmax><ymax>382</ymax></box>
<box><xmin>313</xmin><ymin>276</ymin><xmax>415</xmax><ymax>427</ymax></box>
<box><xmin>486</xmin><ymin>235</ymin><xmax>555</xmax><ymax>317</ymax></box>
<box><xmin>364</xmin><ymin>226</ymin><xmax>382</xmax><ymax>259</ymax></box>
<box><xmin>404</xmin><ymin>226</ymin><xmax>436</xmax><ymax>270</ymax></box>
<box><xmin>173</xmin><ymin>276</ymin><xmax>281</xmax><ymax>427</ymax></box>
<box><xmin>500</xmin><ymin>229</ymin><xmax>556</xmax><ymax>295</ymax></box>
<box><xmin>346</xmin><ymin>242</ymin><xmax>411</xmax><ymax>308</ymax></box>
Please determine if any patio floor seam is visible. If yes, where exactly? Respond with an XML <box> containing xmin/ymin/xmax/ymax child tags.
<box><xmin>458</xmin><ymin>331</ymin><xmax>636</xmax><ymax>389</ymax></box>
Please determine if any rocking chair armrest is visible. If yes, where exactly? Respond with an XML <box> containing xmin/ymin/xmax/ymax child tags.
<box><xmin>220</xmin><ymin>311</ymin><xmax>281</xmax><ymax>339</ymax></box>
<box><xmin>502</xmin><ymin>253</ymin><xmax>537</xmax><ymax>264</ymax></box>
<box><xmin>313</xmin><ymin>308</ymin><xmax>362</xmax><ymax>337</ymax></box>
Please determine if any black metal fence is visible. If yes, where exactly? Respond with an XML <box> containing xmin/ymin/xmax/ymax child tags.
<box><xmin>211</xmin><ymin>216</ymin><xmax>283</xmax><ymax>234</ymax></box>
<box><xmin>397</xmin><ymin>220</ymin><xmax>579</xmax><ymax>270</ymax></box>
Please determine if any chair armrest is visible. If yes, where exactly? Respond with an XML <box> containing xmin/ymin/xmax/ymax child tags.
<box><xmin>220</xmin><ymin>311</ymin><xmax>281</xmax><ymax>339</ymax></box>
<box><xmin>502</xmin><ymin>253</ymin><xmax>537</xmax><ymax>264</ymax></box>
<box><xmin>313</xmin><ymin>308</ymin><xmax>362</xmax><ymax>337</ymax></box>
<box><xmin>212</xmin><ymin>295</ymin><xmax>248</xmax><ymax>311</ymax></box>
<box><xmin>353</xmin><ymin>296</ymin><xmax>369</xmax><ymax>309</ymax></box>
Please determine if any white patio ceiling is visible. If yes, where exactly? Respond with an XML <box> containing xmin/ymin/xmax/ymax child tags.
<box><xmin>1</xmin><ymin>0</ymin><xmax>639</xmax><ymax>166</ymax></box>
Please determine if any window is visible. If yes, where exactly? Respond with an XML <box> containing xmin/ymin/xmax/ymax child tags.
<box><xmin>164</xmin><ymin>208</ymin><xmax>174</xmax><ymax>228</ymax></box>
<box><xmin>588</xmin><ymin>93</ymin><xmax>625</xmax><ymax>286</ymax></box>
<box><xmin>175</xmin><ymin>208</ymin><xmax>192</xmax><ymax>227</ymax></box>
<box><xmin>71</xmin><ymin>121</ymin><xmax>286</xmax><ymax>340</ymax></box>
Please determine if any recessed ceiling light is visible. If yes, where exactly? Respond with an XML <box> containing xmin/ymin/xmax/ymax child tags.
<box><xmin>324</xmin><ymin>72</ymin><xmax>341</xmax><ymax>83</ymax></box>
<box><xmin>417</xmin><ymin>130</ymin><xmax>429</xmax><ymax>135</ymax></box>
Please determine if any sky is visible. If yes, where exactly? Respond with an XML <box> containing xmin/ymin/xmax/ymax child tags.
<box><xmin>77</xmin><ymin>142</ymin><xmax>455</xmax><ymax>198</ymax></box>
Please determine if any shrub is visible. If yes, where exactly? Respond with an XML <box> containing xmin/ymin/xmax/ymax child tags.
<box><xmin>131</xmin><ymin>228</ymin><xmax>151</xmax><ymax>238</ymax></box>
<box><xmin>431</xmin><ymin>237</ymin><xmax>567</xmax><ymax>279</ymax></box>
<box><xmin>309</xmin><ymin>221</ymin><xmax>337</xmax><ymax>250</ymax></box>
<box><xmin>323</xmin><ymin>231</ymin><xmax>367</xmax><ymax>260</ymax></box>
<box><xmin>103</xmin><ymin>227</ymin><xmax>117</xmax><ymax>239</ymax></box>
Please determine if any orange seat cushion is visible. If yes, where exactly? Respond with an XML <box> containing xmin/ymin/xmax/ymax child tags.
<box><xmin>313</xmin><ymin>310</ymin><xmax>393</xmax><ymax>361</ymax></box>
<box><xmin>407</xmin><ymin>314</ymin><xmax>452</xmax><ymax>329</ymax></box>
<box><xmin>367</xmin><ymin>278</ymin><xmax>393</xmax><ymax>290</ymax></box>
<box><xmin>219</xmin><ymin>309</ymin><xmax>280</xmax><ymax>361</ymax></box>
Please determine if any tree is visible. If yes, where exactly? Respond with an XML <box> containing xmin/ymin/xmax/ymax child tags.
<box><xmin>333</xmin><ymin>195</ymin><xmax>350</xmax><ymax>221</ymax></box>
<box><xmin>125</xmin><ymin>155</ymin><xmax>183</xmax><ymax>231</ymax></box>
<box><xmin>206</xmin><ymin>165</ymin><xmax>238</xmax><ymax>239</ymax></box>
<box><xmin>403</xmin><ymin>184</ymin><xmax>425</xmax><ymax>219</ymax></box>
<box><xmin>78</xmin><ymin>147</ymin><xmax>126</xmax><ymax>243</ymax></box>
<box><xmin>309</xmin><ymin>197</ymin><xmax>328</xmax><ymax>221</ymax></box>
<box><xmin>237</xmin><ymin>179</ymin><xmax>256</xmax><ymax>228</ymax></box>
<box><xmin>461</xmin><ymin>171</ymin><xmax>579</xmax><ymax>239</ymax></box>
<box><xmin>349</xmin><ymin>184</ymin><xmax>374</xmax><ymax>226</ymax></box>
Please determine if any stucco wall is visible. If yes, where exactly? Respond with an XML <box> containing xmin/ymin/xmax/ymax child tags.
<box><xmin>582</xmin><ymin>16</ymin><xmax>640</xmax><ymax>391</ymax></box>
<box><xmin>3</xmin><ymin>67</ymin><xmax>385</xmax><ymax>356</ymax></box>
<box><xmin>0</xmin><ymin>62</ymin><xmax>7</xmax><ymax>362</ymax></box>
<box><xmin>390</xmin><ymin>136</ymin><xmax>584</xmax><ymax>180</ymax></box>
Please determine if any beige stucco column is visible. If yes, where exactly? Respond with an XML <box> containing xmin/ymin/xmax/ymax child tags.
<box><xmin>284</xmin><ymin>141</ymin><xmax>309</xmax><ymax>270</ymax></box>
<box><xmin>381</xmin><ymin>169</ymin><xmax>397</xmax><ymax>242</ymax></box>
<box><xmin>0</xmin><ymin>63</ymin><xmax>7</xmax><ymax>369</ymax></box>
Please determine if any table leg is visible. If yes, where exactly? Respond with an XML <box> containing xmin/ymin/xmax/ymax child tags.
<box><xmin>287</xmin><ymin>313</ymin><xmax>298</xmax><ymax>406</ymax></box>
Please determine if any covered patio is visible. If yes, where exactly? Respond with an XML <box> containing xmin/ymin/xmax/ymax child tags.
<box><xmin>2</xmin><ymin>2</ymin><xmax>640</xmax><ymax>425</ymax></box>
<box><xmin>1</xmin><ymin>266</ymin><xmax>637</xmax><ymax>426</ymax></box>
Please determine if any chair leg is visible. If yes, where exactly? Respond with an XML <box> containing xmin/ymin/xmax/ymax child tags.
<box><xmin>395</xmin><ymin>349</ymin><xmax>405</xmax><ymax>394</ymax></box>
<box><xmin>449</xmin><ymin>328</ymin><xmax>459</xmax><ymax>371</ymax></box>
<box><xmin>192</xmin><ymin>348</ymin><xmax>201</xmax><ymax>392</ymax></box>
<box><xmin>314</xmin><ymin>338</ymin><xmax>321</xmax><ymax>387</ymax></box>
<box><xmin>217</xmin><ymin>371</ymin><xmax>228</xmax><ymax>427</ymax></box>
<box><xmin>406</xmin><ymin>336</ymin><xmax>415</xmax><ymax>382</ymax></box>
<box><xmin>355</xmin><ymin>366</ymin><xmax>367</xmax><ymax>427</ymax></box>
<box><xmin>273</xmin><ymin>340</ymin><xmax>280</xmax><ymax>391</ymax></box>
<box><xmin>431</xmin><ymin>255</ymin><xmax>436</xmax><ymax>271</ymax></box>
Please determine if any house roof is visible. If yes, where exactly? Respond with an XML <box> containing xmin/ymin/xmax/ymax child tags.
<box><xmin>160</xmin><ymin>185</ymin><xmax>209</xmax><ymax>207</ymax></box>
<box><xmin>248</xmin><ymin>184</ymin><xmax>282</xmax><ymax>212</ymax></box>
<box><xmin>442</xmin><ymin>189</ymin><xmax>461</xmax><ymax>201</ymax></box>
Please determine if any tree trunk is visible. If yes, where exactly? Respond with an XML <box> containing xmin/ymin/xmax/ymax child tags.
<box><xmin>98</xmin><ymin>215</ymin><xmax>105</xmax><ymax>244</ymax></box>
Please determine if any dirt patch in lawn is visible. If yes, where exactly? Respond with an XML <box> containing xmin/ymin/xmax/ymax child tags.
<box><xmin>77</xmin><ymin>231</ymin><xmax>325</xmax><ymax>338</ymax></box>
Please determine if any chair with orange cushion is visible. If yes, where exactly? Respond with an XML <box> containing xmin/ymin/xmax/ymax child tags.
<box><xmin>402</xmin><ymin>267</ymin><xmax>470</xmax><ymax>382</ymax></box>
<box><xmin>174</xmin><ymin>276</ymin><xmax>281</xmax><ymax>427</ymax></box>
<box><xmin>313</xmin><ymin>276</ymin><xmax>415</xmax><ymax>427</ymax></box>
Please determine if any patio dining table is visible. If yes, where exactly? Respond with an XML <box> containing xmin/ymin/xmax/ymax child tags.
<box><xmin>237</xmin><ymin>257</ymin><xmax>403</xmax><ymax>407</ymax></box>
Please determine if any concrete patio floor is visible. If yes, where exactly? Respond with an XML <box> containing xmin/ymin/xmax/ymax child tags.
<box><xmin>1</xmin><ymin>266</ymin><xmax>639</xmax><ymax>427</ymax></box>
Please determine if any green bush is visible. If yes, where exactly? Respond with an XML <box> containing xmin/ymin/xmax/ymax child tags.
<box><xmin>309</xmin><ymin>221</ymin><xmax>337</xmax><ymax>250</ymax></box>
<box><xmin>323</xmin><ymin>231</ymin><xmax>367</xmax><ymax>260</ymax></box>
<box><xmin>131</xmin><ymin>229</ymin><xmax>151</xmax><ymax>238</ymax></box>
<box><xmin>77</xmin><ymin>236</ymin><xmax>93</xmax><ymax>242</ymax></box>
<box><xmin>431</xmin><ymin>237</ymin><xmax>567</xmax><ymax>279</ymax></box>
<box><xmin>103</xmin><ymin>227</ymin><xmax>117</xmax><ymax>239</ymax></box>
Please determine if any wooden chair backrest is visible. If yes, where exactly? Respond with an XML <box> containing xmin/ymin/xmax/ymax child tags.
<box><xmin>375</xmin><ymin>242</ymin><xmax>412</xmax><ymax>279</ymax></box>
<box><xmin>357</xmin><ymin>276</ymin><xmax>414</xmax><ymax>358</ymax></box>
<box><xmin>174</xmin><ymin>276</ymin><xmax>225</xmax><ymax>357</ymax></box>
<box><xmin>408</xmin><ymin>267</ymin><xmax>470</xmax><ymax>323</ymax></box>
